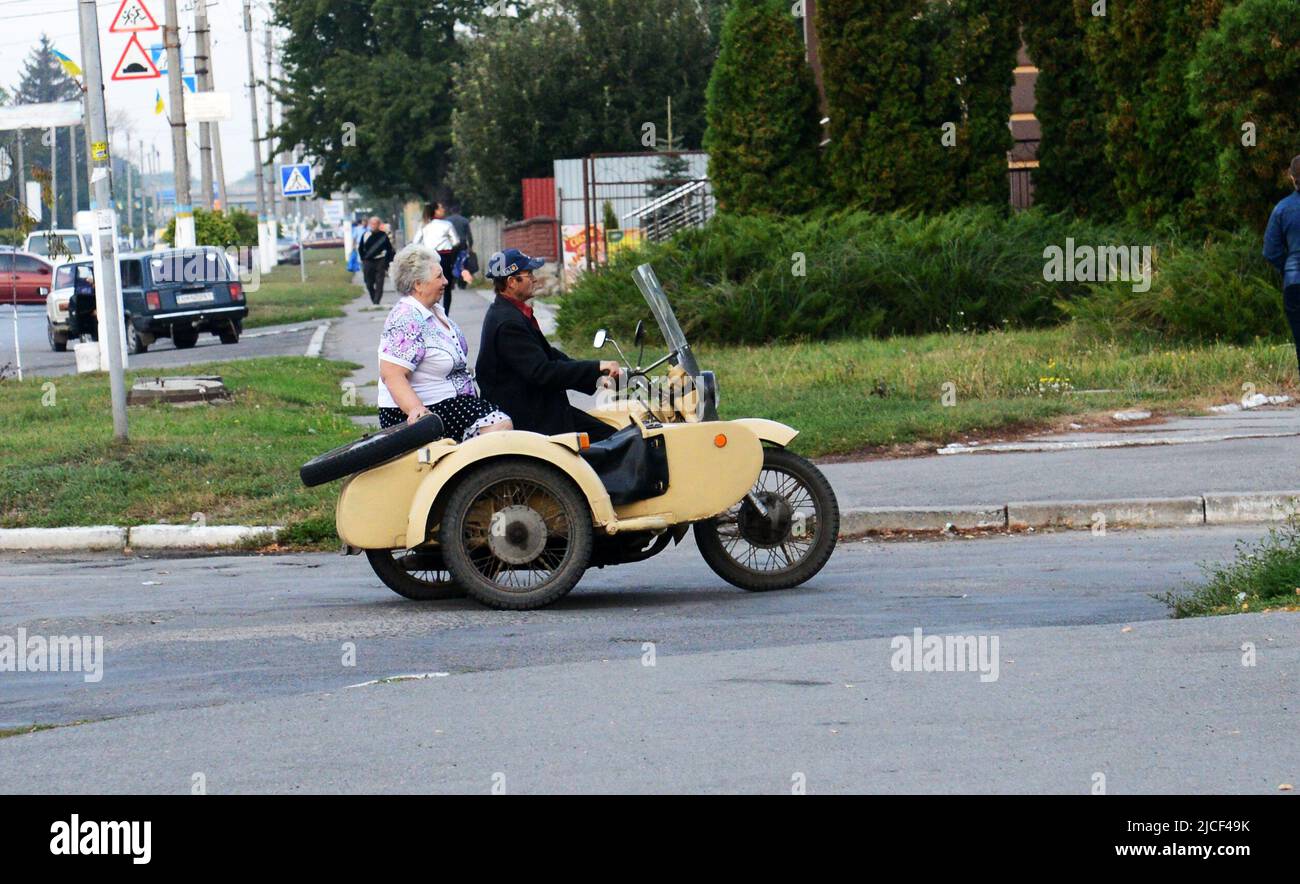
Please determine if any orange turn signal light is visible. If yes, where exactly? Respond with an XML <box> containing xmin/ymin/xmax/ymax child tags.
<box><xmin>577</xmin><ymin>432</ymin><xmax>590</xmax><ymax>449</ymax></box>
<box><xmin>714</xmin><ymin>433</ymin><xmax>727</xmax><ymax>448</ymax></box>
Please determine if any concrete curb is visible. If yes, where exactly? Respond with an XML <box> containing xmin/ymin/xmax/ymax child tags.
<box><xmin>842</xmin><ymin>491</ymin><xmax>1300</xmax><ymax>537</ymax></box>
<box><xmin>4</xmin><ymin>491</ymin><xmax>1298</xmax><ymax>552</ymax></box>
<box><xmin>0</xmin><ymin>525</ymin><xmax>281</xmax><ymax>553</ymax></box>
<box><xmin>0</xmin><ymin>526</ymin><xmax>127</xmax><ymax>551</ymax></box>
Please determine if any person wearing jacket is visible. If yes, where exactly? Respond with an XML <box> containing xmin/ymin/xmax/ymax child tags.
<box><xmin>475</xmin><ymin>248</ymin><xmax>621</xmax><ymax>440</ymax></box>
<box><xmin>1264</xmin><ymin>155</ymin><xmax>1300</xmax><ymax>374</ymax></box>
<box><xmin>358</xmin><ymin>216</ymin><xmax>396</xmax><ymax>305</ymax></box>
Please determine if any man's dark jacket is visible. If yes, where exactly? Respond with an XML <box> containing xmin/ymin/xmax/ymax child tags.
<box><xmin>476</xmin><ymin>295</ymin><xmax>602</xmax><ymax>435</ymax></box>
<box><xmin>358</xmin><ymin>229</ymin><xmax>395</xmax><ymax>264</ymax></box>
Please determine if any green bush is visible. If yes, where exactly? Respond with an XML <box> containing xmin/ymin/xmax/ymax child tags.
<box><xmin>704</xmin><ymin>0</ymin><xmax>822</xmax><ymax>214</ymax></box>
<box><xmin>1188</xmin><ymin>0</ymin><xmax>1300</xmax><ymax>231</ymax></box>
<box><xmin>0</xmin><ymin>228</ymin><xmax>24</xmax><ymax>246</ymax></box>
<box><xmin>225</xmin><ymin>209</ymin><xmax>259</xmax><ymax>247</ymax></box>
<box><xmin>1064</xmin><ymin>229</ymin><xmax>1285</xmax><ymax>343</ymax></box>
<box><xmin>161</xmin><ymin>208</ymin><xmax>242</xmax><ymax>248</ymax></box>
<box><xmin>558</xmin><ymin>207</ymin><xmax>1137</xmax><ymax>345</ymax></box>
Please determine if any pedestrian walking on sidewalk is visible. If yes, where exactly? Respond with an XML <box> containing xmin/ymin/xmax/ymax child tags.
<box><xmin>359</xmin><ymin>216</ymin><xmax>396</xmax><ymax>305</ymax></box>
<box><xmin>413</xmin><ymin>201</ymin><xmax>460</xmax><ymax>315</ymax></box>
<box><xmin>1265</xmin><ymin>155</ymin><xmax>1300</xmax><ymax>374</ymax></box>
<box><xmin>446</xmin><ymin>203</ymin><xmax>474</xmax><ymax>290</ymax></box>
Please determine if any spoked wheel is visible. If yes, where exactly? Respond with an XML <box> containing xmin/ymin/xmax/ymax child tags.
<box><xmin>440</xmin><ymin>459</ymin><xmax>592</xmax><ymax>610</ymax></box>
<box><xmin>365</xmin><ymin>548</ymin><xmax>465</xmax><ymax>601</ymax></box>
<box><xmin>694</xmin><ymin>446</ymin><xmax>839</xmax><ymax>591</ymax></box>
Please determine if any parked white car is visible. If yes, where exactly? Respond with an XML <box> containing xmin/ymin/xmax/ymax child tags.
<box><xmin>23</xmin><ymin>229</ymin><xmax>93</xmax><ymax>267</ymax></box>
<box><xmin>46</xmin><ymin>259</ymin><xmax>95</xmax><ymax>352</ymax></box>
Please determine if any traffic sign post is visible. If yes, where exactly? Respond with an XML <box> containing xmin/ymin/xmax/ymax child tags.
<box><xmin>280</xmin><ymin>164</ymin><xmax>313</xmax><ymax>282</ymax></box>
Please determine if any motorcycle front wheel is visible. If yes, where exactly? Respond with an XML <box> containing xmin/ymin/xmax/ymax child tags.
<box><xmin>693</xmin><ymin>446</ymin><xmax>839</xmax><ymax>591</ymax></box>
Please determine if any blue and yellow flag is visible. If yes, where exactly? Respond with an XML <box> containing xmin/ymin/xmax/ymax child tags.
<box><xmin>51</xmin><ymin>48</ymin><xmax>81</xmax><ymax>78</ymax></box>
<box><xmin>154</xmin><ymin>89</ymin><xmax>164</xmax><ymax>115</ymax></box>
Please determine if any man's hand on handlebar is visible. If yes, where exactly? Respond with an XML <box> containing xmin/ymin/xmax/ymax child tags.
<box><xmin>600</xmin><ymin>360</ymin><xmax>622</xmax><ymax>379</ymax></box>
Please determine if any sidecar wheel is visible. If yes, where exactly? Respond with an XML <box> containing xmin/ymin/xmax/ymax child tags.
<box><xmin>694</xmin><ymin>446</ymin><xmax>839</xmax><ymax>591</ymax></box>
<box><xmin>440</xmin><ymin>458</ymin><xmax>592</xmax><ymax>610</ymax></box>
<box><xmin>366</xmin><ymin>549</ymin><xmax>466</xmax><ymax>601</ymax></box>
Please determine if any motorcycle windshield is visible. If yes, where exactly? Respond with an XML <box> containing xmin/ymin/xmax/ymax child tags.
<box><xmin>633</xmin><ymin>263</ymin><xmax>699</xmax><ymax>376</ymax></box>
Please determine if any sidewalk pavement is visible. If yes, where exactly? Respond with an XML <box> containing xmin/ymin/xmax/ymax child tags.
<box><xmin>319</xmin><ymin>272</ymin><xmax>1300</xmax><ymax>537</ymax></box>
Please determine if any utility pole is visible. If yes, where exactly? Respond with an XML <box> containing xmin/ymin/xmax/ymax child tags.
<box><xmin>244</xmin><ymin>0</ymin><xmax>272</xmax><ymax>274</ymax></box>
<box><xmin>76</xmin><ymin>0</ymin><xmax>129</xmax><ymax>441</ymax></box>
<box><xmin>194</xmin><ymin>0</ymin><xmax>213</xmax><ymax>210</ymax></box>
<box><xmin>212</xmin><ymin>123</ymin><xmax>228</xmax><ymax>211</ymax></box>
<box><xmin>264</xmin><ymin>25</ymin><xmax>278</xmax><ymax>224</ymax></box>
<box><xmin>164</xmin><ymin>0</ymin><xmax>194</xmax><ymax>247</ymax></box>
<box><xmin>70</xmin><ymin>126</ymin><xmax>78</xmax><ymax>217</ymax></box>
<box><xmin>126</xmin><ymin>134</ymin><xmax>134</xmax><ymax>245</ymax></box>
<box><xmin>49</xmin><ymin>126</ymin><xmax>57</xmax><ymax>227</ymax></box>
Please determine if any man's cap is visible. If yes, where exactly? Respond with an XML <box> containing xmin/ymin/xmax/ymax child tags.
<box><xmin>486</xmin><ymin>248</ymin><xmax>544</xmax><ymax>279</ymax></box>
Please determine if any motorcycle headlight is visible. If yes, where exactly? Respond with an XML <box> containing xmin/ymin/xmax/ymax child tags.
<box><xmin>695</xmin><ymin>371</ymin><xmax>719</xmax><ymax>421</ymax></box>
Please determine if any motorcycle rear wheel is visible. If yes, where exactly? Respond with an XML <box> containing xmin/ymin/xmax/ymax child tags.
<box><xmin>366</xmin><ymin>549</ymin><xmax>465</xmax><ymax>601</ymax></box>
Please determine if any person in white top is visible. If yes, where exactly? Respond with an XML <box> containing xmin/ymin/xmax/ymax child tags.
<box><xmin>412</xmin><ymin>201</ymin><xmax>462</xmax><ymax>315</ymax></box>
<box><xmin>376</xmin><ymin>244</ymin><xmax>512</xmax><ymax>437</ymax></box>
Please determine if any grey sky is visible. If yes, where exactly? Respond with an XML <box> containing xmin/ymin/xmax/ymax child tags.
<box><xmin>1</xmin><ymin>0</ymin><xmax>277</xmax><ymax>182</ymax></box>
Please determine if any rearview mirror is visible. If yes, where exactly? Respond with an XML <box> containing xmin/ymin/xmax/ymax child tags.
<box><xmin>592</xmin><ymin>328</ymin><xmax>607</xmax><ymax>349</ymax></box>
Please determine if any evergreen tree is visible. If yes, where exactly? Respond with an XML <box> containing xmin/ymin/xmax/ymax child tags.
<box><xmin>1078</xmin><ymin>0</ymin><xmax>1227</xmax><ymax>226</ymax></box>
<box><xmin>817</xmin><ymin>0</ymin><xmax>1018</xmax><ymax>212</ymax></box>
<box><xmin>12</xmin><ymin>34</ymin><xmax>85</xmax><ymax>227</ymax></box>
<box><xmin>1188</xmin><ymin>0</ymin><xmax>1300</xmax><ymax>230</ymax></box>
<box><xmin>703</xmin><ymin>0</ymin><xmax>822</xmax><ymax>214</ymax></box>
<box><xmin>1021</xmin><ymin>3</ymin><xmax>1117</xmax><ymax>216</ymax></box>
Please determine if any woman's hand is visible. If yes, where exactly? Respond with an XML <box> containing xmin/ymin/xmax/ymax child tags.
<box><xmin>460</xmin><ymin>269</ymin><xmax>474</xmax><ymax>285</ymax></box>
<box><xmin>406</xmin><ymin>405</ymin><xmax>432</xmax><ymax>424</ymax></box>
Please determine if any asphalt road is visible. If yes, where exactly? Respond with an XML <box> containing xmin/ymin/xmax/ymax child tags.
<box><xmin>0</xmin><ymin>304</ymin><xmax>321</xmax><ymax>378</ymax></box>
<box><xmin>1</xmin><ymin>526</ymin><xmax>1296</xmax><ymax>793</ymax></box>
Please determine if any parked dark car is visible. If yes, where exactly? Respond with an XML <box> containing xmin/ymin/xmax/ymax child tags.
<box><xmin>0</xmin><ymin>249</ymin><xmax>54</xmax><ymax>305</ymax></box>
<box><xmin>69</xmin><ymin>247</ymin><xmax>248</xmax><ymax>354</ymax></box>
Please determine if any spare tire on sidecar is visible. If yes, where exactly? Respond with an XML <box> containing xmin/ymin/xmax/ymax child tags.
<box><xmin>299</xmin><ymin>413</ymin><xmax>447</xmax><ymax>487</ymax></box>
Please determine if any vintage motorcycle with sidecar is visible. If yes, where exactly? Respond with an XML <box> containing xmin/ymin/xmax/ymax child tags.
<box><xmin>299</xmin><ymin>264</ymin><xmax>839</xmax><ymax>610</ymax></box>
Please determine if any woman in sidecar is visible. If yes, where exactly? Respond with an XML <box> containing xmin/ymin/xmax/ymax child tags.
<box><xmin>300</xmin><ymin>264</ymin><xmax>839</xmax><ymax>611</ymax></box>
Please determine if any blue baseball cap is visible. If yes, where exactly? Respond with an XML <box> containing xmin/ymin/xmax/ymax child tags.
<box><xmin>486</xmin><ymin>248</ymin><xmax>545</xmax><ymax>280</ymax></box>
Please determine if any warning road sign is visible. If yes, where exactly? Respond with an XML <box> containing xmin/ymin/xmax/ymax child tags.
<box><xmin>109</xmin><ymin>0</ymin><xmax>159</xmax><ymax>32</ymax></box>
<box><xmin>111</xmin><ymin>33</ymin><xmax>161</xmax><ymax>81</ymax></box>
<box><xmin>280</xmin><ymin>163</ymin><xmax>314</xmax><ymax>198</ymax></box>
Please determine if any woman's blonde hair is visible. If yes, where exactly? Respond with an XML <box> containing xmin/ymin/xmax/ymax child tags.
<box><xmin>391</xmin><ymin>243</ymin><xmax>439</xmax><ymax>295</ymax></box>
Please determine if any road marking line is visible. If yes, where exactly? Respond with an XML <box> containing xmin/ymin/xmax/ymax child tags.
<box><xmin>938</xmin><ymin>431</ymin><xmax>1300</xmax><ymax>455</ymax></box>
<box><xmin>345</xmin><ymin>672</ymin><xmax>450</xmax><ymax>688</ymax></box>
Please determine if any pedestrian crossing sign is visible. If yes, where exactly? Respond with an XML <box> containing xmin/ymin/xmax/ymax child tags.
<box><xmin>280</xmin><ymin>163</ymin><xmax>314</xmax><ymax>198</ymax></box>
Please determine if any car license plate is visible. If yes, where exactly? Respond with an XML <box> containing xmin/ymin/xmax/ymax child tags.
<box><xmin>176</xmin><ymin>291</ymin><xmax>214</xmax><ymax>305</ymax></box>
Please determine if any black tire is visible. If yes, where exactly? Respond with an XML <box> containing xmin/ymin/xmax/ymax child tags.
<box><xmin>298</xmin><ymin>412</ymin><xmax>446</xmax><ymax>487</ymax></box>
<box><xmin>173</xmin><ymin>327</ymin><xmax>199</xmax><ymax>349</ymax></box>
<box><xmin>693</xmin><ymin>446</ymin><xmax>839</xmax><ymax>592</ymax></box>
<box><xmin>47</xmin><ymin>320</ymin><xmax>67</xmax><ymax>352</ymax></box>
<box><xmin>365</xmin><ymin>548</ymin><xmax>466</xmax><ymax>601</ymax></box>
<box><xmin>218</xmin><ymin>318</ymin><xmax>240</xmax><ymax>345</ymax></box>
<box><xmin>439</xmin><ymin>458</ymin><xmax>592</xmax><ymax>610</ymax></box>
<box><xmin>125</xmin><ymin>318</ymin><xmax>148</xmax><ymax>355</ymax></box>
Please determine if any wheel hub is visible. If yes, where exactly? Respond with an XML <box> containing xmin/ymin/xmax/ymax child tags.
<box><xmin>487</xmin><ymin>505</ymin><xmax>549</xmax><ymax>565</ymax></box>
<box><xmin>737</xmin><ymin>492</ymin><xmax>794</xmax><ymax>547</ymax></box>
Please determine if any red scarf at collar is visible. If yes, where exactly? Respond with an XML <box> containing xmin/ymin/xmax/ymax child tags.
<box><xmin>500</xmin><ymin>292</ymin><xmax>540</xmax><ymax>333</ymax></box>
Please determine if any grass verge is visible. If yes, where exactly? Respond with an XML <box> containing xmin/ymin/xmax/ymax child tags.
<box><xmin>0</xmin><ymin>356</ymin><xmax>371</xmax><ymax>547</ymax></box>
<box><xmin>1159</xmin><ymin>522</ymin><xmax>1300</xmax><ymax>617</ymax></box>
<box><xmin>244</xmin><ymin>255</ymin><xmax>357</xmax><ymax>329</ymax></box>
<box><xmin>566</xmin><ymin>322</ymin><xmax>1298</xmax><ymax>456</ymax></box>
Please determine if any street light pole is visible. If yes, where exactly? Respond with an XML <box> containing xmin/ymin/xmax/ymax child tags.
<box><xmin>164</xmin><ymin>0</ymin><xmax>194</xmax><ymax>247</ymax></box>
<box><xmin>76</xmin><ymin>0</ymin><xmax>129</xmax><ymax>441</ymax></box>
